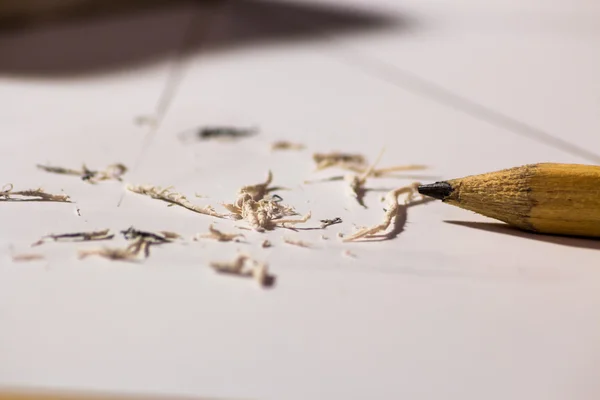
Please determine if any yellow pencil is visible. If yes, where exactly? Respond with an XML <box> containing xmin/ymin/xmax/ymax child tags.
<box><xmin>417</xmin><ymin>163</ymin><xmax>600</xmax><ymax>237</ymax></box>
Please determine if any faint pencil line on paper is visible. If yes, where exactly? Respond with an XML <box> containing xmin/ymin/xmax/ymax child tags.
<box><xmin>329</xmin><ymin>45</ymin><xmax>600</xmax><ymax>164</ymax></box>
<box><xmin>118</xmin><ymin>2</ymin><xmax>227</xmax><ymax>207</ymax></box>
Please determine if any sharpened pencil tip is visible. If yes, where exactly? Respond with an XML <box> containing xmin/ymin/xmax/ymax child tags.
<box><xmin>418</xmin><ymin>182</ymin><xmax>453</xmax><ymax>200</ymax></box>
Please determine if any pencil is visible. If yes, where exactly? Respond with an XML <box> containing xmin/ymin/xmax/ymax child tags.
<box><xmin>417</xmin><ymin>163</ymin><xmax>600</xmax><ymax>237</ymax></box>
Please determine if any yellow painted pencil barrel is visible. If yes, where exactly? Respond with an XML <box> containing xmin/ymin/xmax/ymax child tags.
<box><xmin>418</xmin><ymin>163</ymin><xmax>600</xmax><ymax>237</ymax></box>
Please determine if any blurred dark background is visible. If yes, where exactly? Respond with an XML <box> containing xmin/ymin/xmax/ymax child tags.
<box><xmin>0</xmin><ymin>0</ymin><xmax>403</xmax><ymax>77</ymax></box>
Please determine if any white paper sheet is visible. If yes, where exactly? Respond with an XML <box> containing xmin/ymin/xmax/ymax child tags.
<box><xmin>1</xmin><ymin>1</ymin><xmax>599</xmax><ymax>399</ymax></box>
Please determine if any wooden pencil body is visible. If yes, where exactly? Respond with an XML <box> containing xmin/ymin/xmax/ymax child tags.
<box><xmin>444</xmin><ymin>163</ymin><xmax>600</xmax><ymax>237</ymax></box>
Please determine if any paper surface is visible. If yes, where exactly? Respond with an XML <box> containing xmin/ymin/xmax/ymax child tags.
<box><xmin>1</xmin><ymin>1</ymin><xmax>600</xmax><ymax>399</ymax></box>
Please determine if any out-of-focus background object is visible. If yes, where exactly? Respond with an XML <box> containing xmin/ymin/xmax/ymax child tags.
<box><xmin>0</xmin><ymin>0</ymin><xmax>198</xmax><ymax>29</ymax></box>
<box><xmin>0</xmin><ymin>0</ymin><xmax>396</xmax><ymax>77</ymax></box>
<box><xmin>0</xmin><ymin>386</ymin><xmax>224</xmax><ymax>400</ymax></box>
